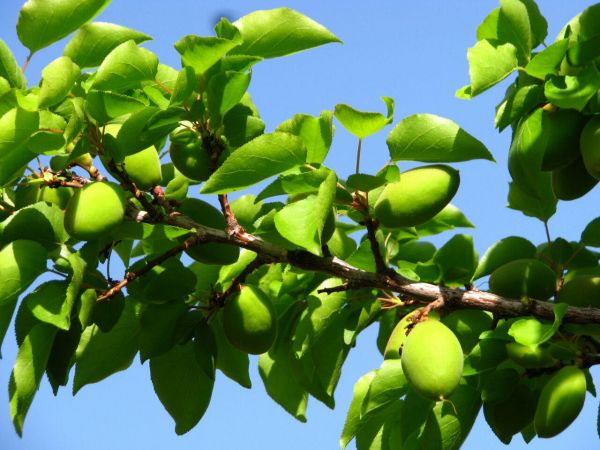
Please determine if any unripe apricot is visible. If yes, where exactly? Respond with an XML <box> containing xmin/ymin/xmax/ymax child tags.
<box><xmin>64</xmin><ymin>182</ymin><xmax>126</xmax><ymax>240</ymax></box>
<box><xmin>556</xmin><ymin>275</ymin><xmax>600</xmax><ymax>307</ymax></box>
<box><xmin>38</xmin><ymin>185</ymin><xmax>73</xmax><ymax>209</ymax></box>
<box><xmin>534</xmin><ymin>365</ymin><xmax>586</xmax><ymax>438</ymax></box>
<box><xmin>374</xmin><ymin>165</ymin><xmax>459</xmax><ymax>228</ymax></box>
<box><xmin>488</xmin><ymin>258</ymin><xmax>556</xmax><ymax>300</ymax></box>
<box><xmin>552</xmin><ymin>155</ymin><xmax>598</xmax><ymax>200</ymax></box>
<box><xmin>122</xmin><ymin>146</ymin><xmax>162</xmax><ymax>190</ymax></box>
<box><xmin>401</xmin><ymin>320</ymin><xmax>463</xmax><ymax>401</ymax></box>
<box><xmin>169</xmin><ymin>128</ymin><xmax>211</xmax><ymax>181</ymax></box>
<box><xmin>223</xmin><ymin>285</ymin><xmax>277</xmax><ymax>354</ymax></box>
<box><xmin>178</xmin><ymin>198</ymin><xmax>239</xmax><ymax>265</ymax></box>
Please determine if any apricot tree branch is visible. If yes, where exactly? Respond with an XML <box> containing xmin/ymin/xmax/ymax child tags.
<box><xmin>118</xmin><ymin>207</ymin><xmax>600</xmax><ymax>325</ymax></box>
<box><xmin>363</xmin><ymin>218</ymin><xmax>388</xmax><ymax>274</ymax></box>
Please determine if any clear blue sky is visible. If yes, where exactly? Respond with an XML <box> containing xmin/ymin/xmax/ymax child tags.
<box><xmin>0</xmin><ymin>0</ymin><xmax>599</xmax><ymax>449</ymax></box>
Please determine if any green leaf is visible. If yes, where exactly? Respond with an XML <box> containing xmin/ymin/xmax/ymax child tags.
<box><xmin>92</xmin><ymin>40</ymin><xmax>158</xmax><ymax>92</ymax></box>
<box><xmin>139</xmin><ymin>302</ymin><xmax>188</xmax><ymax>362</ymax></box>
<box><xmin>419</xmin><ymin>383</ymin><xmax>482</xmax><ymax>450</ymax></box>
<box><xmin>86</xmin><ymin>90</ymin><xmax>146</xmax><ymax>124</ymax></box>
<box><xmin>45</xmin><ymin>319</ymin><xmax>82</xmax><ymax>393</ymax></box>
<box><xmin>433</xmin><ymin>234</ymin><xmax>478</xmax><ymax>285</ymax></box>
<box><xmin>174</xmin><ymin>35</ymin><xmax>241</xmax><ymax>75</ymax></box>
<box><xmin>495</xmin><ymin>84</ymin><xmax>545</xmax><ymax>131</ymax></box>
<box><xmin>17</xmin><ymin>0</ymin><xmax>111</xmax><ymax>53</ymax></box>
<box><xmin>473</xmin><ymin>236</ymin><xmax>536</xmax><ymax>280</ymax></box>
<box><xmin>259</xmin><ymin>301</ymin><xmax>308</xmax><ymax>421</ymax></box>
<box><xmin>210</xmin><ymin>313</ymin><xmax>251</xmax><ymax>388</ymax></box>
<box><xmin>507</xmin><ymin>180</ymin><xmax>556</xmax><ymax>222</ymax></box>
<box><xmin>9</xmin><ymin>323</ymin><xmax>57</xmax><ymax>436</ymax></box>
<box><xmin>64</xmin><ymin>22</ymin><xmax>151</xmax><ymax>68</ymax></box>
<box><xmin>25</xmin><ymin>281</ymin><xmax>71</xmax><ymax>330</ymax></box>
<box><xmin>525</xmin><ymin>40</ymin><xmax>569</xmax><ymax>80</ymax></box>
<box><xmin>362</xmin><ymin>360</ymin><xmax>408</xmax><ymax>418</ymax></box>
<box><xmin>0</xmin><ymin>295</ymin><xmax>18</xmax><ymax>357</ymax></box>
<box><xmin>0</xmin><ymin>107</ymin><xmax>38</xmax><ymax>186</ymax></box>
<box><xmin>508</xmin><ymin>304</ymin><xmax>567</xmax><ymax>347</ymax></box>
<box><xmin>38</xmin><ymin>56</ymin><xmax>80</xmax><ymax>108</ymax></box>
<box><xmin>73</xmin><ymin>301</ymin><xmax>140</xmax><ymax>393</ymax></box>
<box><xmin>276</xmin><ymin>110</ymin><xmax>334</xmax><ymax>164</ymax></box>
<box><xmin>467</xmin><ymin>40</ymin><xmax>518</xmax><ymax>96</ymax></box>
<box><xmin>150</xmin><ymin>340</ymin><xmax>214</xmax><ymax>435</ymax></box>
<box><xmin>169</xmin><ymin>66</ymin><xmax>196</xmax><ymax>106</ymax></box>
<box><xmin>230</xmin><ymin>8</ymin><xmax>341</xmax><ymax>59</ymax></box>
<box><xmin>545</xmin><ymin>66</ymin><xmax>600</xmax><ymax>111</ymax></box>
<box><xmin>202</xmin><ymin>132</ymin><xmax>307</xmax><ymax>194</ymax></box>
<box><xmin>223</xmin><ymin>100</ymin><xmax>266</xmax><ymax>149</ymax></box>
<box><xmin>387</xmin><ymin>114</ymin><xmax>494</xmax><ymax>163</ymax></box>
<box><xmin>292</xmin><ymin>281</ymin><xmax>350</xmax><ymax>407</ymax></box>
<box><xmin>582</xmin><ymin>217</ymin><xmax>600</xmax><ymax>247</ymax></box>
<box><xmin>274</xmin><ymin>170</ymin><xmax>336</xmax><ymax>255</ymax></box>
<box><xmin>334</xmin><ymin>99</ymin><xmax>391</xmax><ymax>139</ymax></box>
<box><xmin>0</xmin><ymin>240</ymin><xmax>47</xmax><ymax>306</ymax></box>
<box><xmin>414</xmin><ymin>204</ymin><xmax>475</xmax><ymax>237</ymax></box>
<box><xmin>341</xmin><ymin>370</ymin><xmax>377</xmax><ymax>449</ymax></box>
<box><xmin>207</xmin><ymin>71</ymin><xmax>251</xmax><ymax>126</ymax></box>
<box><xmin>346</xmin><ymin>174</ymin><xmax>386</xmax><ymax>192</ymax></box>
<box><xmin>0</xmin><ymin>40</ymin><xmax>26</xmax><ymax>89</ymax></box>
<box><xmin>0</xmin><ymin>202</ymin><xmax>70</xmax><ymax>249</ymax></box>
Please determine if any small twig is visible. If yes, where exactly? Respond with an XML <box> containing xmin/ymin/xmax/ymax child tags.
<box><xmin>218</xmin><ymin>193</ymin><xmax>245</xmax><ymax>236</ymax></box>
<box><xmin>364</xmin><ymin>217</ymin><xmax>388</xmax><ymax>273</ymax></box>
<box><xmin>544</xmin><ymin>221</ymin><xmax>552</xmax><ymax>246</ymax></box>
<box><xmin>151</xmin><ymin>186</ymin><xmax>174</xmax><ymax>212</ymax></box>
<box><xmin>413</xmin><ymin>295</ymin><xmax>446</xmax><ymax>321</ymax></box>
<box><xmin>97</xmin><ymin>233</ymin><xmax>204</xmax><ymax>302</ymax></box>
<box><xmin>212</xmin><ymin>257</ymin><xmax>266</xmax><ymax>307</ymax></box>
<box><xmin>317</xmin><ymin>283</ymin><xmax>351</xmax><ymax>295</ymax></box>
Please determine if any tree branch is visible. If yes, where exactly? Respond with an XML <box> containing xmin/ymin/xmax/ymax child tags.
<box><xmin>116</xmin><ymin>207</ymin><xmax>600</xmax><ymax>325</ymax></box>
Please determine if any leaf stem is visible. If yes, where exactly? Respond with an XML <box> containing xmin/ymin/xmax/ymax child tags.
<box><xmin>21</xmin><ymin>52</ymin><xmax>32</xmax><ymax>74</ymax></box>
<box><xmin>355</xmin><ymin>138</ymin><xmax>362</xmax><ymax>174</ymax></box>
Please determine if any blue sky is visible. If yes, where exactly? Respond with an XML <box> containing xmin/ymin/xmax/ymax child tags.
<box><xmin>0</xmin><ymin>0</ymin><xmax>599</xmax><ymax>449</ymax></box>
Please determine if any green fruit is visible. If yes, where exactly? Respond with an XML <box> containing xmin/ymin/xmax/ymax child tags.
<box><xmin>401</xmin><ymin>320</ymin><xmax>463</xmax><ymax>401</ymax></box>
<box><xmin>223</xmin><ymin>285</ymin><xmax>277</xmax><ymax>354</ymax></box>
<box><xmin>383</xmin><ymin>308</ymin><xmax>427</xmax><ymax>360</ymax></box>
<box><xmin>122</xmin><ymin>146</ymin><xmax>162</xmax><ymax>190</ymax></box>
<box><xmin>505</xmin><ymin>342</ymin><xmax>557</xmax><ymax>369</ymax></box>
<box><xmin>38</xmin><ymin>186</ymin><xmax>74</xmax><ymax>209</ymax></box>
<box><xmin>178</xmin><ymin>198</ymin><xmax>239</xmax><ymax>265</ymax></box>
<box><xmin>442</xmin><ymin>309</ymin><xmax>493</xmax><ymax>353</ymax></box>
<box><xmin>374</xmin><ymin>165</ymin><xmax>459</xmax><ymax>228</ymax></box>
<box><xmin>169</xmin><ymin>128</ymin><xmax>211</xmax><ymax>181</ymax></box>
<box><xmin>580</xmin><ymin>116</ymin><xmax>600</xmax><ymax>179</ymax></box>
<box><xmin>64</xmin><ymin>182</ymin><xmax>126</xmax><ymax>240</ymax></box>
<box><xmin>488</xmin><ymin>258</ymin><xmax>556</xmax><ymax>300</ymax></box>
<box><xmin>552</xmin><ymin>155</ymin><xmax>598</xmax><ymax>200</ymax></box>
<box><xmin>556</xmin><ymin>275</ymin><xmax>600</xmax><ymax>307</ymax></box>
<box><xmin>534</xmin><ymin>365</ymin><xmax>586</xmax><ymax>438</ymax></box>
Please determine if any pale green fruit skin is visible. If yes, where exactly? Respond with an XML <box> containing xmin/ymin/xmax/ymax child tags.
<box><xmin>168</xmin><ymin>128</ymin><xmax>211</xmax><ymax>181</ymax></box>
<box><xmin>384</xmin><ymin>308</ymin><xmax>425</xmax><ymax>360</ymax></box>
<box><xmin>401</xmin><ymin>320</ymin><xmax>464</xmax><ymax>401</ymax></box>
<box><xmin>534</xmin><ymin>365</ymin><xmax>586</xmax><ymax>438</ymax></box>
<box><xmin>122</xmin><ymin>146</ymin><xmax>162</xmax><ymax>190</ymax></box>
<box><xmin>556</xmin><ymin>275</ymin><xmax>600</xmax><ymax>308</ymax></box>
<box><xmin>38</xmin><ymin>186</ymin><xmax>74</xmax><ymax>209</ymax></box>
<box><xmin>488</xmin><ymin>258</ymin><xmax>556</xmax><ymax>300</ymax></box>
<box><xmin>374</xmin><ymin>165</ymin><xmax>459</xmax><ymax>228</ymax></box>
<box><xmin>505</xmin><ymin>342</ymin><xmax>556</xmax><ymax>369</ymax></box>
<box><xmin>178</xmin><ymin>198</ymin><xmax>239</xmax><ymax>265</ymax></box>
<box><xmin>223</xmin><ymin>285</ymin><xmax>277</xmax><ymax>354</ymax></box>
<box><xmin>580</xmin><ymin>116</ymin><xmax>600</xmax><ymax>179</ymax></box>
<box><xmin>64</xmin><ymin>182</ymin><xmax>126</xmax><ymax>240</ymax></box>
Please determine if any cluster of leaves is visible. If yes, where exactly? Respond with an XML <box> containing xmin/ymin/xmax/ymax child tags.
<box><xmin>0</xmin><ymin>0</ymin><xmax>599</xmax><ymax>449</ymax></box>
